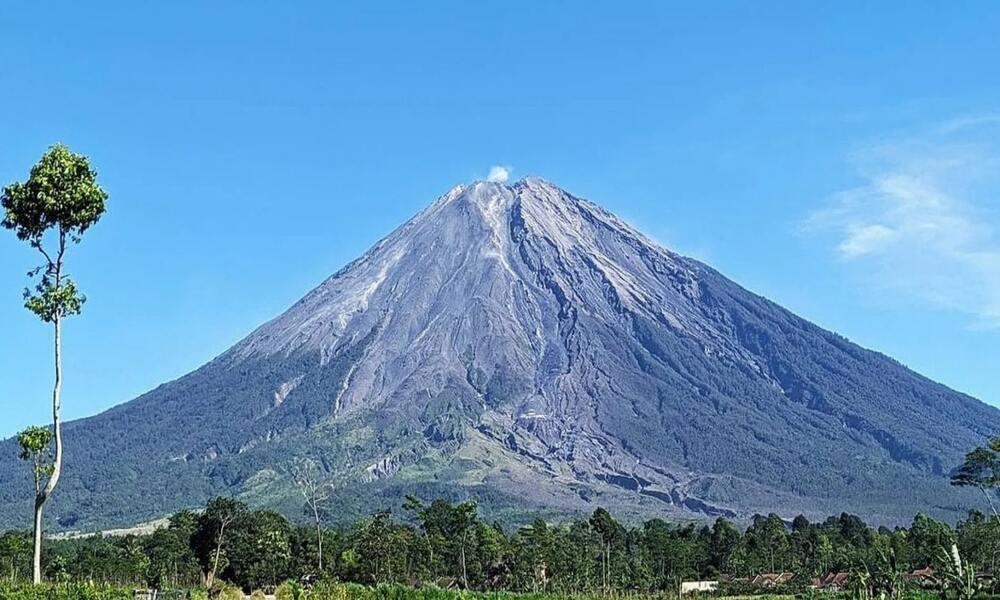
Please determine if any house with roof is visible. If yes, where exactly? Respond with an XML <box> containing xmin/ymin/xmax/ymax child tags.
<box><xmin>750</xmin><ymin>572</ymin><xmax>795</xmax><ymax>587</ymax></box>
<box><xmin>904</xmin><ymin>566</ymin><xmax>937</xmax><ymax>587</ymax></box>
<box><xmin>679</xmin><ymin>580</ymin><xmax>719</xmax><ymax>595</ymax></box>
<box><xmin>811</xmin><ymin>571</ymin><xmax>850</xmax><ymax>591</ymax></box>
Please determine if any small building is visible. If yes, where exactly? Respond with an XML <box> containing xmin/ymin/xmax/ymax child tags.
<box><xmin>905</xmin><ymin>566</ymin><xmax>936</xmax><ymax>587</ymax></box>
<box><xmin>811</xmin><ymin>572</ymin><xmax>850</xmax><ymax>591</ymax></box>
<box><xmin>680</xmin><ymin>580</ymin><xmax>719</xmax><ymax>595</ymax></box>
<box><xmin>750</xmin><ymin>572</ymin><xmax>795</xmax><ymax>587</ymax></box>
<box><xmin>434</xmin><ymin>577</ymin><xmax>461</xmax><ymax>590</ymax></box>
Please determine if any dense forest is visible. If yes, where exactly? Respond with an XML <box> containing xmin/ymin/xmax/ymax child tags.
<box><xmin>0</xmin><ymin>495</ymin><xmax>997</xmax><ymax>597</ymax></box>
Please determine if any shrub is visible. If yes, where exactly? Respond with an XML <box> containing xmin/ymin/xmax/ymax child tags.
<box><xmin>0</xmin><ymin>584</ymin><xmax>133</xmax><ymax>600</ymax></box>
<box><xmin>309</xmin><ymin>582</ymin><xmax>346</xmax><ymax>600</ymax></box>
<box><xmin>217</xmin><ymin>585</ymin><xmax>244</xmax><ymax>600</ymax></box>
<box><xmin>276</xmin><ymin>582</ymin><xmax>317</xmax><ymax>600</ymax></box>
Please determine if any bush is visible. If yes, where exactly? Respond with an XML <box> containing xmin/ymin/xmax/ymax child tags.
<box><xmin>216</xmin><ymin>585</ymin><xmax>244</xmax><ymax>600</ymax></box>
<box><xmin>309</xmin><ymin>582</ymin><xmax>346</xmax><ymax>600</ymax></box>
<box><xmin>0</xmin><ymin>584</ymin><xmax>133</xmax><ymax>600</ymax></box>
<box><xmin>276</xmin><ymin>582</ymin><xmax>318</xmax><ymax>600</ymax></box>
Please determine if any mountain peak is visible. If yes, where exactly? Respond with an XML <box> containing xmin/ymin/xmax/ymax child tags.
<box><xmin>447</xmin><ymin>175</ymin><xmax>563</xmax><ymax>193</ymax></box>
<box><xmin>440</xmin><ymin>176</ymin><xmax>564</xmax><ymax>203</ymax></box>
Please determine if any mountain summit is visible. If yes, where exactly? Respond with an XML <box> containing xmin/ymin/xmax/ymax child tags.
<box><xmin>1</xmin><ymin>178</ymin><xmax>997</xmax><ymax>529</ymax></box>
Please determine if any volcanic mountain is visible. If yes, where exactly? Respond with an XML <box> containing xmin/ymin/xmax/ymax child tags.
<box><xmin>1</xmin><ymin>178</ymin><xmax>997</xmax><ymax>530</ymax></box>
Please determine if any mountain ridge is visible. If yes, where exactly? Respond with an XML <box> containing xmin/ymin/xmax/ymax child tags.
<box><xmin>0</xmin><ymin>177</ymin><xmax>996</xmax><ymax>530</ymax></box>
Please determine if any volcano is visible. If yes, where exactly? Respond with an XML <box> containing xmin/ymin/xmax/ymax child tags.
<box><xmin>1</xmin><ymin>177</ymin><xmax>996</xmax><ymax>530</ymax></box>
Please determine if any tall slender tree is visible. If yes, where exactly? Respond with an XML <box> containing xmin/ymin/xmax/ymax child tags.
<box><xmin>191</xmin><ymin>498</ymin><xmax>247</xmax><ymax>588</ymax></box>
<box><xmin>2</xmin><ymin>144</ymin><xmax>107</xmax><ymax>583</ymax></box>
<box><xmin>290</xmin><ymin>459</ymin><xmax>332</xmax><ymax>572</ymax></box>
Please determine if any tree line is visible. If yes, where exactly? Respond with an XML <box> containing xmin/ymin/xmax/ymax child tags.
<box><xmin>0</xmin><ymin>494</ymin><xmax>998</xmax><ymax>595</ymax></box>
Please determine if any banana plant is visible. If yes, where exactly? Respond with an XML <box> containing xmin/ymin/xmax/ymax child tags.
<box><xmin>937</xmin><ymin>543</ymin><xmax>982</xmax><ymax>600</ymax></box>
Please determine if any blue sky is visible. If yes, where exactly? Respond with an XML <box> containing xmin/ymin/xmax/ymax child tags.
<box><xmin>2</xmin><ymin>2</ymin><xmax>999</xmax><ymax>438</ymax></box>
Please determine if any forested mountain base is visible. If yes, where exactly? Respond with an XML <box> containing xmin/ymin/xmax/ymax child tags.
<box><xmin>1</xmin><ymin>497</ymin><xmax>998</xmax><ymax>598</ymax></box>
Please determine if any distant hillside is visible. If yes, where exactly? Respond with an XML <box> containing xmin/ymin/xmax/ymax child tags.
<box><xmin>1</xmin><ymin>178</ymin><xmax>995</xmax><ymax>530</ymax></box>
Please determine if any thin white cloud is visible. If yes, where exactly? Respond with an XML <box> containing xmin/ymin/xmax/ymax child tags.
<box><xmin>805</xmin><ymin>119</ymin><xmax>1000</xmax><ymax>327</ymax></box>
<box><xmin>936</xmin><ymin>112</ymin><xmax>1000</xmax><ymax>134</ymax></box>
<box><xmin>837</xmin><ymin>223</ymin><xmax>896</xmax><ymax>258</ymax></box>
<box><xmin>486</xmin><ymin>165</ymin><xmax>511</xmax><ymax>183</ymax></box>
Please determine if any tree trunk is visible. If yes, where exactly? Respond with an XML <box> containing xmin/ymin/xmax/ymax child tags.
<box><xmin>460</xmin><ymin>534</ymin><xmax>468</xmax><ymax>589</ymax></box>
<box><xmin>601</xmin><ymin>546</ymin><xmax>608</xmax><ymax>594</ymax></box>
<box><xmin>979</xmin><ymin>485</ymin><xmax>1000</xmax><ymax>521</ymax></box>
<box><xmin>50</xmin><ymin>314</ymin><xmax>64</xmax><ymax>502</ymax></box>
<box><xmin>317</xmin><ymin>524</ymin><xmax>323</xmax><ymax>571</ymax></box>
<box><xmin>208</xmin><ymin>522</ymin><xmax>226</xmax><ymax>589</ymax></box>
<box><xmin>32</xmin><ymin>497</ymin><xmax>44</xmax><ymax>584</ymax></box>
<box><xmin>31</xmin><ymin>315</ymin><xmax>63</xmax><ymax>584</ymax></box>
<box><xmin>314</xmin><ymin>508</ymin><xmax>323</xmax><ymax>572</ymax></box>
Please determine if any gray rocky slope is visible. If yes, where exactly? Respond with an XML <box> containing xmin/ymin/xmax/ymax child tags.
<box><xmin>1</xmin><ymin>178</ymin><xmax>997</xmax><ymax>530</ymax></box>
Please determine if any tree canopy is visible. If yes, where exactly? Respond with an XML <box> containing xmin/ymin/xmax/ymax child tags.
<box><xmin>2</xmin><ymin>495</ymin><xmax>998</xmax><ymax>596</ymax></box>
